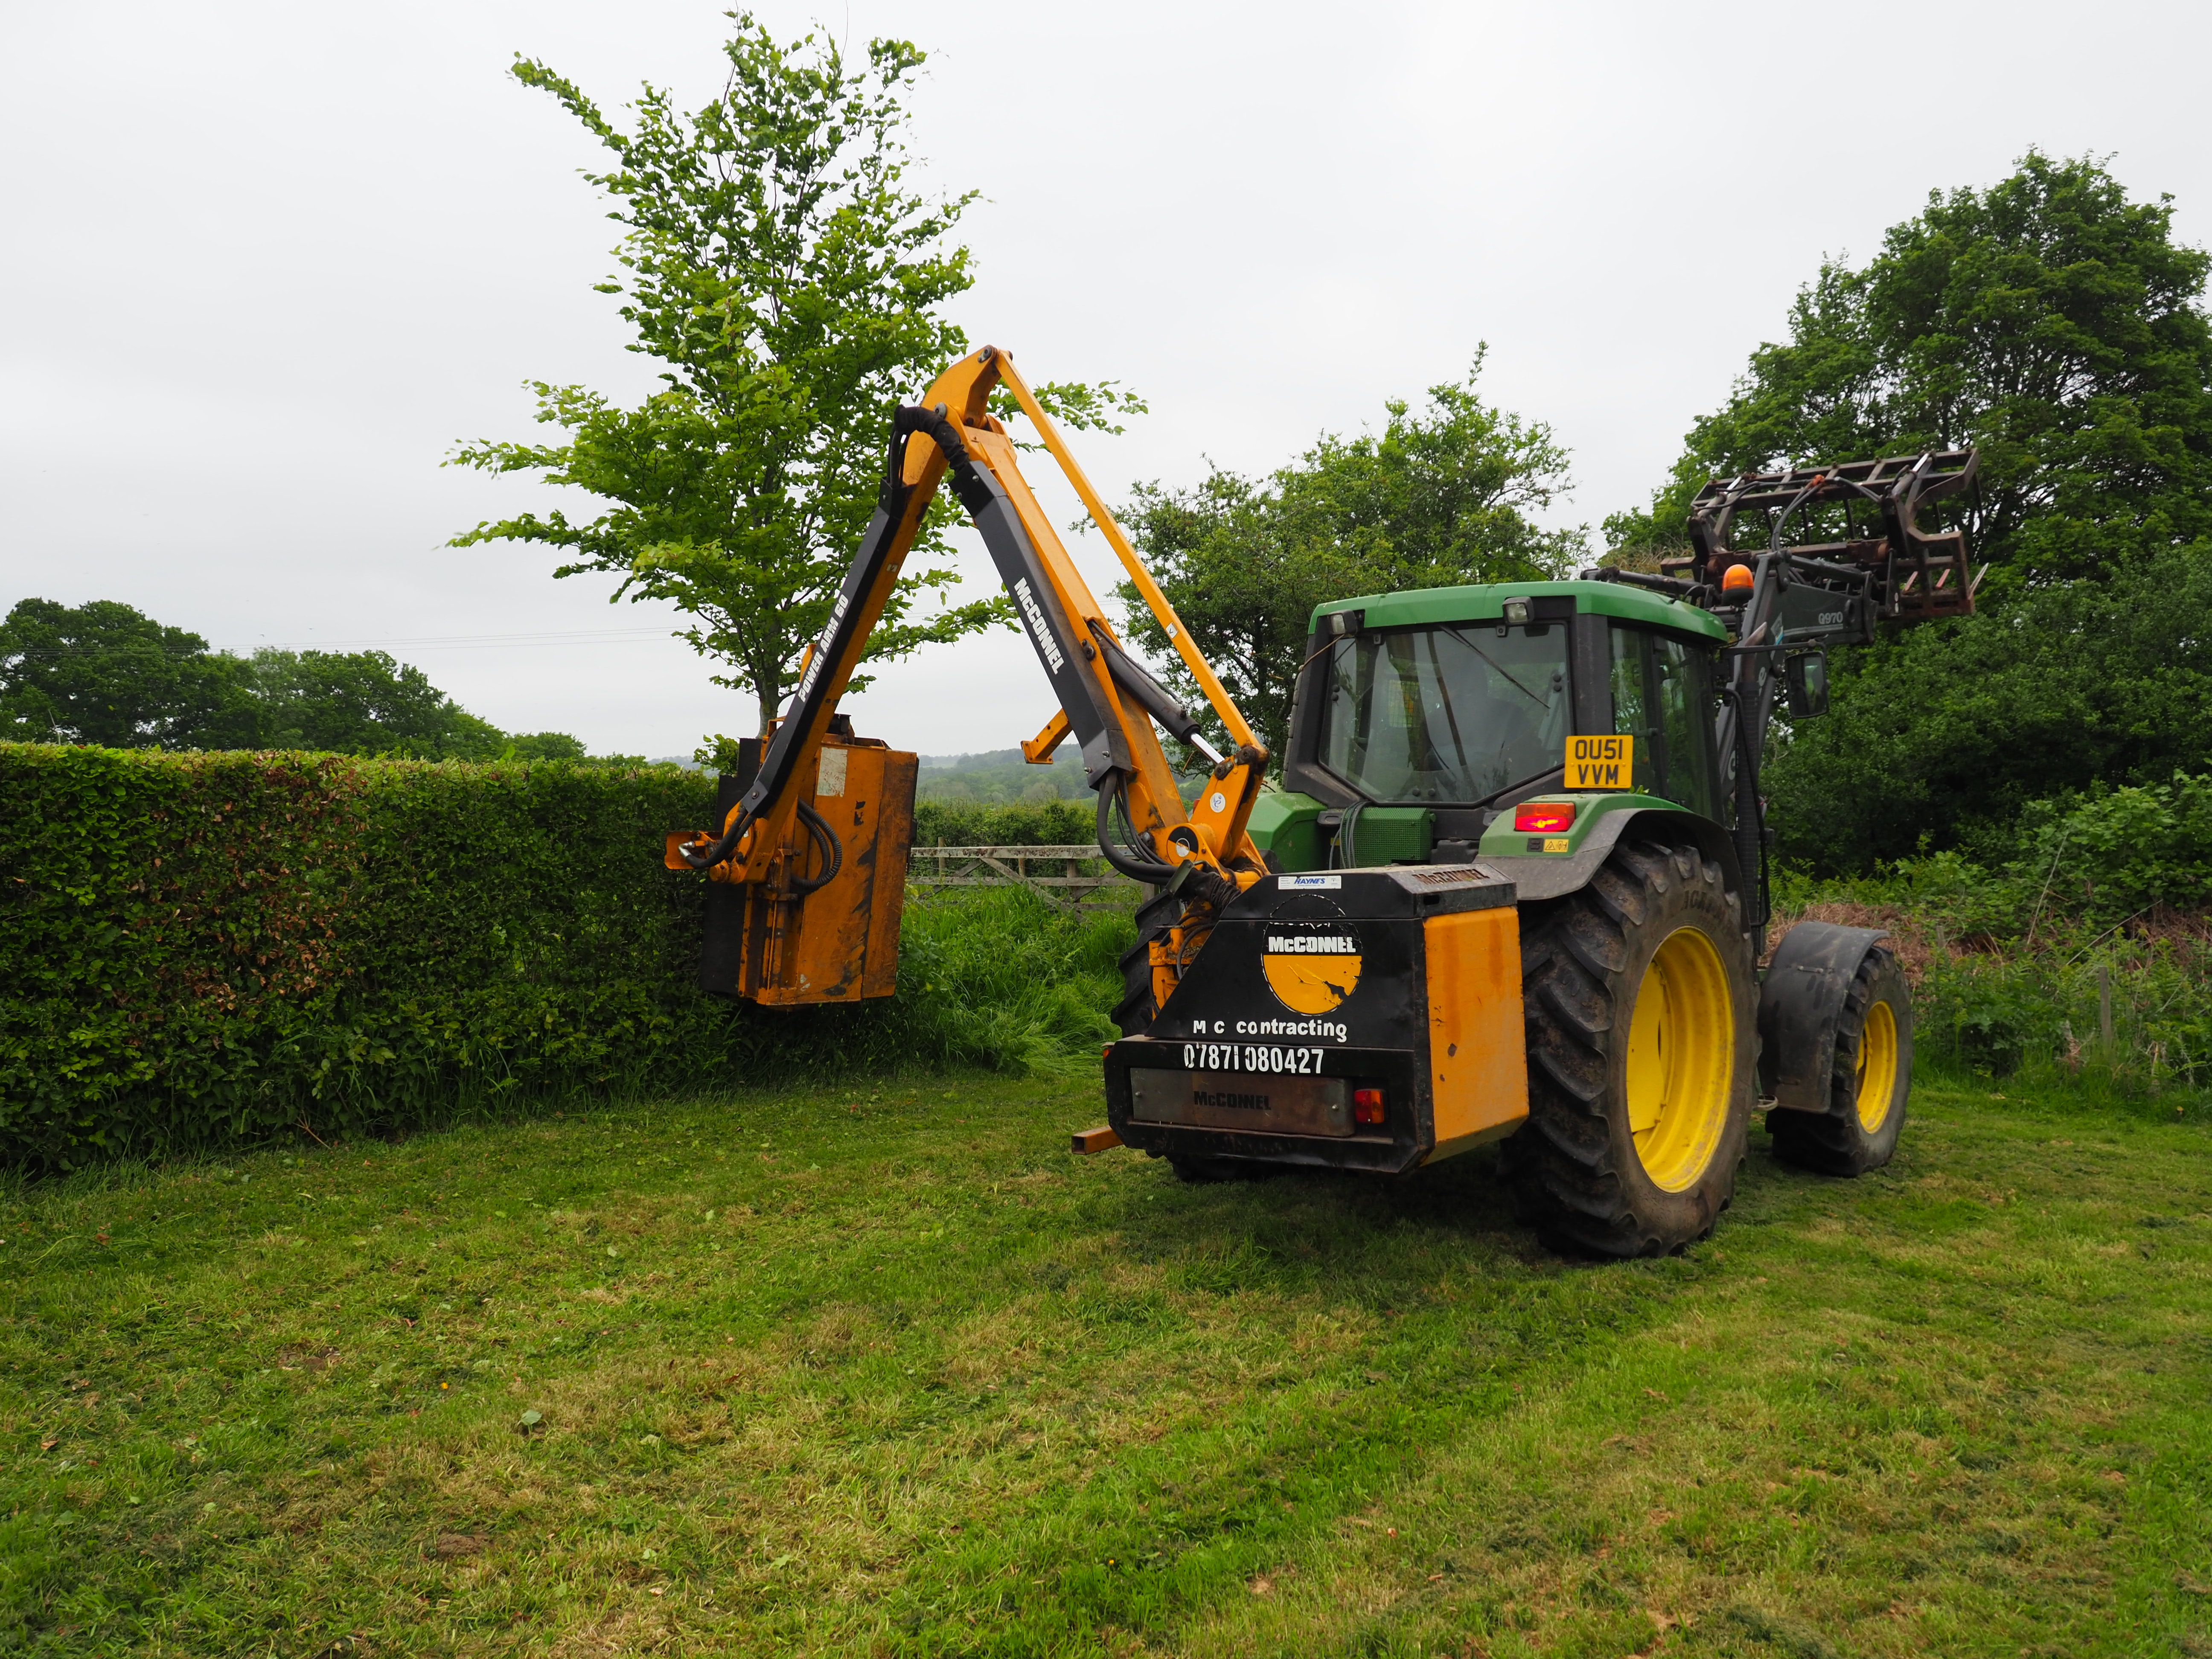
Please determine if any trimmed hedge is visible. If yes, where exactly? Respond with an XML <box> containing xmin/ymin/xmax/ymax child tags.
<box><xmin>0</xmin><ymin>745</ymin><xmax>1128</xmax><ymax>1166</ymax></box>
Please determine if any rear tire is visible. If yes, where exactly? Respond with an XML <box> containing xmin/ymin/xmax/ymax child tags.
<box><xmin>1505</xmin><ymin>839</ymin><xmax>1757</xmax><ymax>1257</ymax></box>
<box><xmin>1767</xmin><ymin>946</ymin><xmax>1911</xmax><ymax>1176</ymax></box>
<box><xmin>1113</xmin><ymin>888</ymin><xmax>1182</xmax><ymax>1036</ymax></box>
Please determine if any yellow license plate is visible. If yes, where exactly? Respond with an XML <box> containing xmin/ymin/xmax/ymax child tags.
<box><xmin>1566</xmin><ymin>734</ymin><xmax>1634</xmax><ymax>790</ymax></box>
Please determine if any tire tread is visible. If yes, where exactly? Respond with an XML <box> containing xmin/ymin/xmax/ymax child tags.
<box><xmin>1768</xmin><ymin>946</ymin><xmax>1910</xmax><ymax>1177</ymax></box>
<box><xmin>1504</xmin><ymin>839</ymin><xmax>1753</xmax><ymax>1257</ymax></box>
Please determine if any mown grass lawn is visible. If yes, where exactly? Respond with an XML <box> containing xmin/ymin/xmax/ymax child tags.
<box><xmin>3</xmin><ymin>1076</ymin><xmax>2208</xmax><ymax>1657</ymax></box>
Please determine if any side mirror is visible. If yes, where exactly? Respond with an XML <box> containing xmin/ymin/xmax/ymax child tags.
<box><xmin>1786</xmin><ymin>651</ymin><xmax>1829</xmax><ymax>718</ymax></box>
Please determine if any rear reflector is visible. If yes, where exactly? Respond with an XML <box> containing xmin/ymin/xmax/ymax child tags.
<box><xmin>1353</xmin><ymin>1087</ymin><xmax>1386</xmax><ymax>1125</ymax></box>
<box><xmin>1513</xmin><ymin>802</ymin><xmax>1575</xmax><ymax>834</ymax></box>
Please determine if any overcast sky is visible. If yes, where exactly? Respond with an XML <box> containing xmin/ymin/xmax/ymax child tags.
<box><xmin>5</xmin><ymin>1</ymin><xmax>2207</xmax><ymax>760</ymax></box>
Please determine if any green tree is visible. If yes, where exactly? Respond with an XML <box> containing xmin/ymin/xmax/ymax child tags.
<box><xmin>1608</xmin><ymin>153</ymin><xmax>2212</xmax><ymax>589</ymax></box>
<box><xmin>248</xmin><ymin>649</ymin><xmax>509</xmax><ymax>759</ymax></box>
<box><xmin>1765</xmin><ymin>539</ymin><xmax>2212</xmax><ymax>870</ymax></box>
<box><xmin>1116</xmin><ymin>358</ymin><xmax>1586</xmax><ymax>760</ymax></box>
<box><xmin>450</xmin><ymin>16</ymin><xmax>1135</xmax><ymax>744</ymax></box>
<box><xmin>0</xmin><ymin>598</ymin><xmax>600</xmax><ymax>761</ymax></box>
<box><xmin>501</xmin><ymin>731</ymin><xmax>594</xmax><ymax>763</ymax></box>
<box><xmin>247</xmin><ymin>648</ymin><xmax>597</xmax><ymax>762</ymax></box>
<box><xmin>0</xmin><ymin>599</ymin><xmax>260</xmax><ymax>749</ymax></box>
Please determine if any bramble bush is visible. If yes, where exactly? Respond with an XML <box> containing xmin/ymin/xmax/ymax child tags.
<box><xmin>0</xmin><ymin>744</ymin><xmax>1128</xmax><ymax>1166</ymax></box>
<box><xmin>1775</xmin><ymin>772</ymin><xmax>2212</xmax><ymax>1103</ymax></box>
<box><xmin>1913</xmin><ymin>944</ymin><xmax>2212</xmax><ymax>1097</ymax></box>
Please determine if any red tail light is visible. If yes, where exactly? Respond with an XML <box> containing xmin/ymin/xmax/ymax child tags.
<box><xmin>1513</xmin><ymin>802</ymin><xmax>1575</xmax><ymax>834</ymax></box>
<box><xmin>1353</xmin><ymin>1087</ymin><xmax>1386</xmax><ymax>1125</ymax></box>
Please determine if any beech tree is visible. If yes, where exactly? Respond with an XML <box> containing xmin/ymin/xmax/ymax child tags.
<box><xmin>451</xmin><ymin>15</ymin><xmax>1134</xmax><ymax>747</ymax></box>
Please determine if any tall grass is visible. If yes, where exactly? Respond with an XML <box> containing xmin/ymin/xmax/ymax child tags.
<box><xmin>1912</xmin><ymin>931</ymin><xmax>2211</xmax><ymax>1104</ymax></box>
<box><xmin>881</xmin><ymin>885</ymin><xmax>1133</xmax><ymax>1073</ymax></box>
<box><xmin>1770</xmin><ymin>778</ymin><xmax>2212</xmax><ymax>1112</ymax></box>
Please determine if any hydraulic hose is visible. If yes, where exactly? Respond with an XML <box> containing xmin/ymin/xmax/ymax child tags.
<box><xmin>681</xmin><ymin>804</ymin><xmax>752</xmax><ymax>870</ymax></box>
<box><xmin>1094</xmin><ymin>773</ymin><xmax>1174</xmax><ymax>883</ymax></box>
<box><xmin>1094</xmin><ymin>771</ymin><xmax>1242</xmax><ymax>920</ymax></box>
<box><xmin>682</xmin><ymin>796</ymin><xmax>842</xmax><ymax>895</ymax></box>
<box><xmin>789</xmin><ymin>799</ymin><xmax>843</xmax><ymax>896</ymax></box>
<box><xmin>1586</xmin><ymin>566</ymin><xmax>1713</xmax><ymax>607</ymax></box>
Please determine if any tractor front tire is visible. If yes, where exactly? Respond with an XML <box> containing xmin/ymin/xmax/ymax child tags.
<box><xmin>1505</xmin><ymin>839</ymin><xmax>1758</xmax><ymax>1257</ymax></box>
<box><xmin>1767</xmin><ymin>946</ymin><xmax>1911</xmax><ymax>1177</ymax></box>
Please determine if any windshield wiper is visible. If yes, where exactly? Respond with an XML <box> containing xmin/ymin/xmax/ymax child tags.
<box><xmin>1441</xmin><ymin>626</ymin><xmax>1552</xmax><ymax>709</ymax></box>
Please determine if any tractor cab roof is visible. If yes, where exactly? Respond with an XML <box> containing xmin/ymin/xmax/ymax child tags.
<box><xmin>1310</xmin><ymin>579</ymin><xmax>1727</xmax><ymax>644</ymax></box>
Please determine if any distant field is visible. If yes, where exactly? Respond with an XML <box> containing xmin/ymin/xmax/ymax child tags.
<box><xmin>916</xmin><ymin>748</ymin><xmax>1090</xmax><ymax>805</ymax></box>
<box><xmin>3</xmin><ymin>1077</ymin><xmax>2208</xmax><ymax>1656</ymax></box>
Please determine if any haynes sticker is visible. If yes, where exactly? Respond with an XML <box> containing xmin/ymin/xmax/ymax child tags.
<box><xmin>1278</xmin><ymin>873</ymin><xmax>1342</xmax><ymax>890</ymax></box>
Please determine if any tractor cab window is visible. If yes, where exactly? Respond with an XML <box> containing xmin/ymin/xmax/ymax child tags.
<box><xmin>1609</xmin><ymin>626</ymin><xmax>1718</xmax><ymax>818</ymax></box>
<box><xmin>1319</xmin><ymin>624</ymin><xmax>1571</xmax><ymax>803</ymax></box>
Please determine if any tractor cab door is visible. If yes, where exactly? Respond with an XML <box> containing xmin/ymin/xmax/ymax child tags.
<box><xmin>1598</xmin><ymin>623</ymin><xmax>1723</xmax><ymax>820</ymax></box>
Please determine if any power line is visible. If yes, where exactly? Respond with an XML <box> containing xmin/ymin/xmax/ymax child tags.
<box><xmin>229</xmin><ymin>626</ymin><xmax>687</xmax><ymax>653</ymax></box>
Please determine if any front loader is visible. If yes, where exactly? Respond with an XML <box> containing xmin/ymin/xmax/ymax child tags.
<box><xmin>666</xmin><ymin>346</ymin><xmax>1979</xmax><ymax>1257</ymax></box>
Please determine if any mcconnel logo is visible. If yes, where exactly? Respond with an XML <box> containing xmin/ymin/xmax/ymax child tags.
<box><xmin>1261</xmin><ymin>917</ymin><xmax>1363</xmax><ymax>1015</ymax></box>
<box><xmin>1013</xmin><ymin>578</ymin><xmax>1066</xmax><ymax>674</ymax></box>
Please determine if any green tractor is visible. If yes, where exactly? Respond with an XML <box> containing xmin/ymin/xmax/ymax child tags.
<box><xmin>1100</xmin><ymin>450</ymin><xmax>1981</xmax><ymax>1255</ymax></box>
<box><xmin>664</xmin><ymin>349</ymin><xmax>1980</xmax><ymax>1259</ymax></box>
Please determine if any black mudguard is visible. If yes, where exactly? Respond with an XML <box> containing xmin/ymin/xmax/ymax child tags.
<box><xmin>1758</xmin><ymin>922</ymin><xmax>1889</xmax><ymax>1112</ymax></box>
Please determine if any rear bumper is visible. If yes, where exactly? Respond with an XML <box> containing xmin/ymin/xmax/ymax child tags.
<box><xmin>1103</xmin><ymin>1039</ymin><xmax>1429</xmax><ymax>1175</ymax></box>
<box><xmin>1099</xmin><ymin>866</ymin><xmax>1530</xmax><ymax>1174</ymax></box>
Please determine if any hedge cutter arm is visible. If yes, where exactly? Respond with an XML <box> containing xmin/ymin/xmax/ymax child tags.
<box><xmin>666</xmin><ymin>346</ymin><xmax>1270</xmax><ymax>977</ymax></box>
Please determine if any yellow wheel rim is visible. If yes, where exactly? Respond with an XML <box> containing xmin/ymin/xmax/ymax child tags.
<box><xmin>1854</xmin><ymin>996</ymin><xmax>1900</xmax><ymax>1132</ymax></box>
<box><xmin>1624</xmin><ymin>926</ymin><xmax>1735</xmax><ymax>1192</ymax></box>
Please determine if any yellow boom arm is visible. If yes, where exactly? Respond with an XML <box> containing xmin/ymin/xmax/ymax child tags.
<box><xmin>667</xmin><ymin>346</ymin><xmax>1271</xmax><ymax>1005</ymax></box>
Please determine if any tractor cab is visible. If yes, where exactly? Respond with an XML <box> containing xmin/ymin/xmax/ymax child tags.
<box><xmin>1250</xmin><ymin>581</ymin><xmax>1742</xmax><ymax>905</ymax></box>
